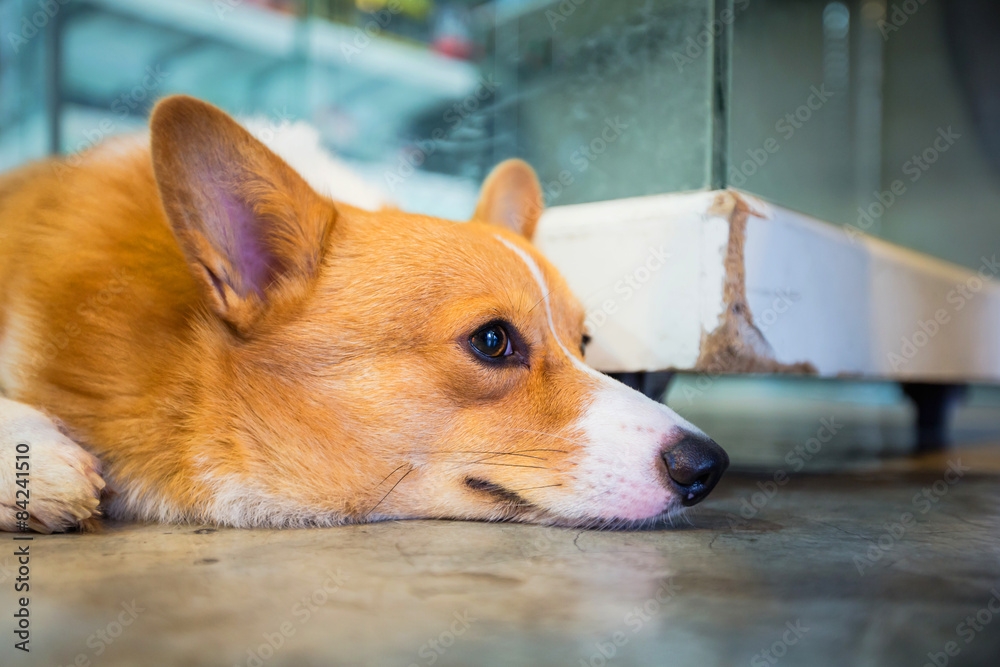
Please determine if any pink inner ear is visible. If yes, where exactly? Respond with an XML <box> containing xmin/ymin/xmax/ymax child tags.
<box><xmin>500</xmin><ymin>197</ymin><xmax>523</xmax><ymax>231</ymax></box>
<box><xmin>218</xmin><ymin>193</ymin><xmax>274</xmax><ymax>297</ymax></box>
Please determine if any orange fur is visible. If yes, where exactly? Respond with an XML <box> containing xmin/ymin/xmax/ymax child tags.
<box><xmin>0</xmin><ymin>96</ymin><xmax>726</xmax><ymax>530</ymax></box>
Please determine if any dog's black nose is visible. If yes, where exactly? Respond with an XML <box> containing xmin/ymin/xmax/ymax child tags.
<box><xmin>663</xmin><ymin>435</ymin><xmax>729</xmax><ymax>506</ymax></box>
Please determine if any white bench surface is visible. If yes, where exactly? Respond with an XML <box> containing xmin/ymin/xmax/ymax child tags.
<box><xmin>535</xmin><ymin>190</ymin><xmax>1000</xmax><ymax>383</ymax></box>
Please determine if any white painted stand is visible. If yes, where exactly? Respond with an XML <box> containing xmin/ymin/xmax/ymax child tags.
<box><xmin>535</xmin><ymin>190</ymin><xmax>1000</xmax><ymax>384</ymax></box>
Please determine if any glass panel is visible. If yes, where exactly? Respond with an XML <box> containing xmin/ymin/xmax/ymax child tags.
<box><xmin>1</xmin><ymin>0</ymin><xmax>723</xmax><ymax>220</ymax></box>
<box><xmin>483</xmin><ymin>0</ymin><xmax>720</xmax><ymax>206</ymax></box>
<box><xmin>877</xmin><ymin>0</ymin><xmax>1000</xmax><ymax>271</ymax></box>
<box><xmin>727</xmin><ymin>0</ymin><xmax>878</xmax><ymax>229</ymax></box>
<box><xmin>2</xmin><ymin>0</ymin><xmax>999</xmax><ymax>270</ymax></box>
<box><xmin>727</xmin><ymin>0</ymin><xmax>1000</xmax><ymax>272</ymax></box>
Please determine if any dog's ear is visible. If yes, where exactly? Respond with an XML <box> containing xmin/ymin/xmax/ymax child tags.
<box><xmin>150</xmin><ymin>95</ymin><xmax>332</xmax><ymax>334</ymax></box>
<box><xmin>472</xmin><ymin>159</ymin><xmax>544</xmax><ymax>241</ymax></box>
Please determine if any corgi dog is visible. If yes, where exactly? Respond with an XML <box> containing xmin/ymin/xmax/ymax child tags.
<box><xmin>0</xmin><ymin>96</ymin><xmax>728</xmax><ymax>533</ymax></box>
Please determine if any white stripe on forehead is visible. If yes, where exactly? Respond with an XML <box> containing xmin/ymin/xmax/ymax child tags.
<box><xmin>494</xmin><ymin>235</ymin><xmax>710</xmax><ymax>438</ymax></box>
<box><xmin>494</xmin><ymin>235</ymin><xmax>604</xmax><ymax>379</ymax></box>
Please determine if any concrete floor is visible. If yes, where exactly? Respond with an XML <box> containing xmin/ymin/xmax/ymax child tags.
<box><xmin>2</xmin><ymin>450</ymin><xmax>999</xmax><ymax>667</ymax></box>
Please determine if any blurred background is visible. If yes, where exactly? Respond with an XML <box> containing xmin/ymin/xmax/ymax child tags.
<box><xmin>2</xmin><ymin>0</ymin><xmax>999</xmax><ymax>467</ymax></box>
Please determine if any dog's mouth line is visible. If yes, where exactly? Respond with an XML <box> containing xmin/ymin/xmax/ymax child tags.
<box><xmin>463</xmin><ymin>476</ymin><xmax>534</xmax><ymax>510</ymax></box>
<box><xmin>460</xmin><ymin>478</ymin><xmax>693</xmax><ymax>526</ymax></box>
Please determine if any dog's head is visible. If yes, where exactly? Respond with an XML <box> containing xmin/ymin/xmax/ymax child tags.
<box><xmin>150</xmin><ymin>96</ymin><xmax>728</xmax><ymax>528</ymax></box>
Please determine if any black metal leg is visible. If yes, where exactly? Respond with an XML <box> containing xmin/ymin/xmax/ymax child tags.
<box><xmin>901</xmin><ymin>382</ymin><xmax>968</xmax><ymax>454</ymax></box>
<box><xmin>608</xmin><ymin>371</ymin><xmax>676</xmax><ymax>401</ymax></box>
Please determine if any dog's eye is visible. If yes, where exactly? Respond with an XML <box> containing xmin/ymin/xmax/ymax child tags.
<box><xmin>470</xmin><ymin>323</ymin><xmax>512</xmax><ymax>359</ymax></box>
<box><xmin>581</xmin><ymin>334</ymin><xmax>592</xmax><ymax>355</ymax></box>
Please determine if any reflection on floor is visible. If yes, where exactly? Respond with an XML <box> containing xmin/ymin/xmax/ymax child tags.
<box><xmin>3</xmin><ymin>446</ymin><xmax>998</xmax><ymax>666</ymax></box>
<box><xmin>666</xmin><ymin>376</ymin><xmax>1000</xmax><ymax>469</ymax></box>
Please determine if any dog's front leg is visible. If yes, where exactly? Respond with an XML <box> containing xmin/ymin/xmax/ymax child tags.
<box><xmin>0</xmin><ymin>397</ymin><xmax>105</xmax><ymax>533</ymax></box>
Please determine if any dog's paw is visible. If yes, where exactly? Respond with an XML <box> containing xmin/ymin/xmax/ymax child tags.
<box><xmin>0</xmin><ymin>397</ymin><xmax>105</xmax><ymax>533</ymax></box>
